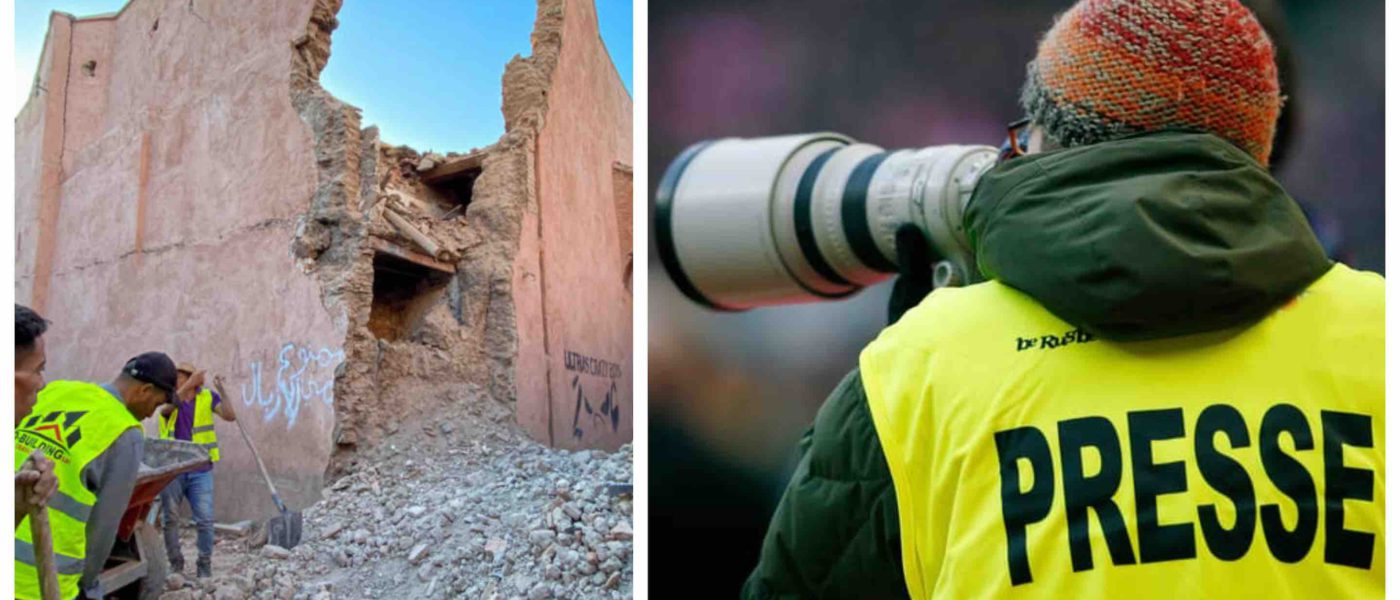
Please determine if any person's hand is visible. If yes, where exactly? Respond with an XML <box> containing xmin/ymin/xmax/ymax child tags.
<box><xmin>887</xmin><ymin>224</ymin><xmax>937</xmax><ymax>325</ymax></box>
<box><xmin>15</xmin><ymin>453</ymin><xmax>57</xmax><ymax>511</ymax></box>
<box><xmin>213</xmin><ymin>375</ymin><xmax>237</xmax><ymax>420</ymax></box>
<box><xmin>191</xmin><ymin>370</ymin><xmax>207</xmax><ymax>389</ymax></box>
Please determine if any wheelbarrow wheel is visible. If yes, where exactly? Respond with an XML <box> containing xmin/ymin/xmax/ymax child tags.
<box><xmin>130</xmin><ymin>521</ymin><xmax>167</xmax><ymax>600</ymax></box>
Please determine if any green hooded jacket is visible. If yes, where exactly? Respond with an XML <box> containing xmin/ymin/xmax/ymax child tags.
<box><xmin>742</xmin><ymin>131</ymin><xmax>1333</xmax><ymax>599</ymax></box>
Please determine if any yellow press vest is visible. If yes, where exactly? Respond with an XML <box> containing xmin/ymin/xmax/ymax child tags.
<box><xmin>14</xmin><ymin>381</ymin><xmax>140</xmax><ymax>600</ymax></box>
<box><xmin>159</xmin><ymin>388</ymin><xmax>220</xmax><ymax>462</ymax></box>
<box><xmin>860</xmin><ymin>264</ymin><xmax>1384</xmax><ymax>599</ymax></box>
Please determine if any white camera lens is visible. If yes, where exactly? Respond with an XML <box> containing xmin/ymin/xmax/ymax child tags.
<box><xmin>656</xmin><ymin>133</ymin><xmax>996</xmax><ymax>310</ymax></box>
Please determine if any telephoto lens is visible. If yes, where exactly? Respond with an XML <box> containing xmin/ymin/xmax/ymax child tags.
<box><xmin>655</xmin><ymin>133</ymin><xmax>997</xmax><ymax>311</ymax></box>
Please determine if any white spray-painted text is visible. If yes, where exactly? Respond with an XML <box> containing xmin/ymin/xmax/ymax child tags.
<box><xmin>241</xmin><ymin>343</ymin><xmax>344</xmax><ymax>430</ymax></box>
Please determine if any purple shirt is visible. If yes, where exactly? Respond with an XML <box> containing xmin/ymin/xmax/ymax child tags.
<box><xmin>170</xmin><ymin>387</ymin><xmax>221</xmax><ymax>472</ymax></box>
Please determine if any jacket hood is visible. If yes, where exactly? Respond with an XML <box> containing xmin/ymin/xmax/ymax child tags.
<box><xmin>965</xmin><ymin>131</ymin><xmax>1332</xmax><ymax>342</ymax></box>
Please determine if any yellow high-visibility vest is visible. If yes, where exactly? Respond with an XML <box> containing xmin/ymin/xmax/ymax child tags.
<box><xmin>14</xmin><ymin>381</ymin><xmax>140</xmax><ymax>600</ymax></box>
<box><xmin>861</xmin><ymin>264</ymin><xmax>1384</xmax><ymax>599</ymax></box>
<box><xmin>159</xmin><ymin>388</ymin><xmax>220</xmax><ymax>462</ymax></box>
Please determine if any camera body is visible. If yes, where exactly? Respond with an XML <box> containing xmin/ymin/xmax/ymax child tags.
<box><xmin>656</xmin><ymin>133</ymin><xmax>998</xmax><ymax>310</ymax></box>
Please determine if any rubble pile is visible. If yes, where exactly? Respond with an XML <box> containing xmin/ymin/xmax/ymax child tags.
<box><xmin>159</xmin><ymin>406</ymin><xmax>633</xmax><ymax>600</ymax></box>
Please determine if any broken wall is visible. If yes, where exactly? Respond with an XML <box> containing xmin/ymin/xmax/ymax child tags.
<box><xmin>16</xmin><ymin>0</ymin><xmax>633</xmax><ymax>520</ymax></box>
<box><xmin>15</xmin><ymin>0</ymin><xmax>343</xmax><ymax>522</ymax></box>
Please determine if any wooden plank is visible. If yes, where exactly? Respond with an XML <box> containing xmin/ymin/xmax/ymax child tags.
<box><xmin>420</xmin><ymin>150</ymin><xmax>487</xmax><ymax>184</ymax></box>
<box><xmin>214</xmin><ymin>520</ymin><xmax>255</xmax><ymax>537</ymax></box>
<box><xmin>98</xmin><ymin>557</ymin><xmax>145</xmax><ymax>594</ymax></box>
<box><xmin>370</xmin><ymin>238</ymin><xmax>456</xmax><ymax>274</ymax></box>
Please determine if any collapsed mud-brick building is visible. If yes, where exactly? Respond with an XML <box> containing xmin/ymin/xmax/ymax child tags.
<box><xmin>14</xmin><ymin>0</ymin><xmax>633</xmax><ymax>522</ymax></box>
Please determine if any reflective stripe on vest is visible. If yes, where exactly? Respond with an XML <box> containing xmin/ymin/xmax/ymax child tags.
<box><xmin>44</xmin><ymin>490</ymin><xmax>93</xmax><ymax>523</ymax></box>
<box><xmin>14</xmin><ymin>381</ymin><xmax>140</xmax><ymax>600</ymax></box>
<box><xmin>160</xmin><ymin>388</ymin><xmax>220</xmax><ymax>463</ymax></box>
<box><xmin>860</xmin><ymin>264</ymin><xmax>1384</xmax><ymax>599</ymax></box>
<box><xmin>14</xmin><ymin>539</ymin><xmax>85</xmax><ymax>575</ymax></box>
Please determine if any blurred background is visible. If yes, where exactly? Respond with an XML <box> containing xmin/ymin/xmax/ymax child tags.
<box><xmin>648</xmin><ymin>0</ymin><xmax>1383</xmax><ymax>595</ymax></box>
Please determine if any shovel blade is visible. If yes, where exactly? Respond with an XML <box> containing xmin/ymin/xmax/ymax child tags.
<box><xmin>267</xmin><ymin>511</ymin><xmax>303</xmax><ymax>549</ymax></box>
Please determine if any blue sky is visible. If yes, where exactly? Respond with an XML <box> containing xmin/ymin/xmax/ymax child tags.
<box><xmin>14</xmin><ymin>0</ymin><xmax>633</xmax><ymax>151</ymax></box>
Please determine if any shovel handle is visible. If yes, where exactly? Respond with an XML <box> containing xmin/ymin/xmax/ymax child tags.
<box><xmin>214</xmin><ymin>380</ymin><xmax>287</xmax><ymax>514</ymax></box>
<box><xmin>26</xmin><ymin>450</ymin><xmax>61</xmax><ymax>600</ymax></box>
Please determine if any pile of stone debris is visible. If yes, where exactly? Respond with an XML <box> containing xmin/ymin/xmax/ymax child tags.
<box><xmin>159</xmin><ymin>410</ymin><xmax>633</xmax><ymax>600</ymax></box>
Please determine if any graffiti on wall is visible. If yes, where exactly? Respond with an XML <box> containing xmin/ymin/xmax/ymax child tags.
<box><xmin>240</xmin><ymin>343</ymin><xmax>344</xmax><ymax>430</ymax></box>
<box><xmin>564</xmin><ymin>350</ymin><xmax>622</xmax><ymax>440</ymax></box>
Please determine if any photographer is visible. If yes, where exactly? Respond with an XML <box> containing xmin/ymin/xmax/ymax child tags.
<box><xmin>742</xmin><ymin>0</ymin><xmax>1383</xmax><ymax>598</ymax></box>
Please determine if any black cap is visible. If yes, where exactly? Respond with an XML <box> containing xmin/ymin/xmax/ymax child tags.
<box><xmin>123</xmin><ymin>352</ymin><xmax>179</xmax><ymax>402</ymax></box>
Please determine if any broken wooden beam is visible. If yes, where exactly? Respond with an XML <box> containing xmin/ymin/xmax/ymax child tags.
<box><xmin>383</xmin><ymin>207</ymin><xmax>455</xmax><ymax>262</ymax></box>
<box><xmin>420</xmin><ymin>149</ymin><xmax>489</xmax><ymax>184</ymax></box>
<box><xmin>369</xmin><ymin>238</ymin><xmax>456</xmax><ymax>274</ymax></box>
<box><xmin>214</xmin><ymin>520</ymin><xmax>256</xmax><ymax>537</ymax></box>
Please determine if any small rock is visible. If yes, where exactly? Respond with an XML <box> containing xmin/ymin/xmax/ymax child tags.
<box><xmin>528</xmin><ymin>582</ymin><xmax>551</xmax><ymax>600</ymax></box>
<box><xmin>605</xmin><ymin>573</ymin><xmax>622</xmax><ymax>590</ymax></box>
<box><xmin>228</xmin><ymin>575</ymin><xmax>255</xmax><ymax>594</ymax></box>
<box><xmin>409</xmin><ymin>543</ymin><xmax>430</xmax><ymax>564</ymax></box>
<box><xmin>608</xmin><ymin>522</ymin><xmax>632</xmax><ymax>540</ymax></box>
<box><xmin>529</xmin><ymin>529</ymin><xmax>554</xmax><ymax>547</ymax></box>
<box><xmin>261</xmin><ymin>545</ymin><xmax>291</xmax><ymax>560</ymax></box>
<box><xmin>407</xmin><ymin>506</ymin><xmax>427</xmax><ymax>518</ymax></box>
<box><xmin>484</xmin><ymin>538</ymin><xmax>508</xmax><ymax>561</ymax></box>
<box><xmin>213</xmin><ymin>584</ymin><xmax>243</xmax><ymax>600</ymax></box>
<box><xmin>600</xmin><ymin>557</ymin><xmax>622</xmax><ymax>574</ymax></box>
<box><xmin>416</xmin><ymin>157</ymin><xmax>437</xmax><ymax>172</ymax></box>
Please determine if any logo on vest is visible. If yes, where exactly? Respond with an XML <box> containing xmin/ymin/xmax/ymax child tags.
<box><xmin>16</xmin><ymin>410</ymin><xmax>87</xmax><ymax>464</ymax></box>
<box><xmin>1016</xmin><ymin>328</ymin><xmax>1095</xmax><ymax>352</ymax></box>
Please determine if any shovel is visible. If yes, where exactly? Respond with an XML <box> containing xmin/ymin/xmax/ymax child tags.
<box><xmin>214</xmin><ymin>380</ymin><xmax>303</xmax><ymax>549</ymax></box>
<box><xmin>24</xmin><ymin>450</ymin><xmax>61</xmax><ymax>600</ymax></box>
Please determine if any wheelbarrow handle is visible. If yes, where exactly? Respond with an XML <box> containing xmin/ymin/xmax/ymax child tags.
<box><xmin>214</xmin><ymin>381</ymin><xmax>288</xmax><ymax>515</ymax></box>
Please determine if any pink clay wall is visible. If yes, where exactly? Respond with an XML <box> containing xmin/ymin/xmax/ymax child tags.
<box><xmin>15</xmin><ymin>1</ymin><xmax>343</xmax><ymax>522</ymax></box>
<box><xmin>528</xmin><ymin>0</ymin><xmax>634</xmax><ymax>450</ymax></box>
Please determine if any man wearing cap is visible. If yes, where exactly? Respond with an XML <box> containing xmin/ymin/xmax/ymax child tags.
<box><xmin>157</xmin><ymin>364</ymin><xmax>235</xmax><ymax>578</ymax></box>
<box><xmin>744</xmin><ymin>0</ymin><xmax>1382</xmax><ymax>598</ymax></box>
<box><xmin>15</xmin><ymin>352</ymin><xmax>178</xmax><ymax>600</ymax></box>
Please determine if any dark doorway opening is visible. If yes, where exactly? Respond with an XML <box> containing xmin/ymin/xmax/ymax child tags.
<box><xmin>420</xmin><ymin>151</ymin><xmax>486</xmax><ymax>216</ymax></box>
<box><xmin>368</xmin><ymin>249</ymin><xmax>454</xmax><ymax>341</ymax></box>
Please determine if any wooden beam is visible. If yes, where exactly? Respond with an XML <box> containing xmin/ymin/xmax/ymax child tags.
<box><xmin>370</xmin><ymin>238</ymin><xmax>456</xmax><ymax>274</ymax></box>
<box><xmin>97</xmin><ymin>557</ymin><xmax>145</xmax><ymax>594</ymax></box>
<box><xmin>420</xmin><ymin>149</ymin><xmax>488</xmax><ymax>184</ymax></box>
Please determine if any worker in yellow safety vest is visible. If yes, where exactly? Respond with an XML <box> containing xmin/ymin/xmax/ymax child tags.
<box><xmin>744</xmin><ymin>0</ymin><xmax>1383</xmax><ymax>598</ymax></box>
<box><xmin>15</xmin><ymin>352</ymin><xmax>178</xmax><ymax>600</ymax></box>
<box><xmin>15</xmin><ymin>305</ymin><xmax>57</xmax><ymax>528</ymax></box>
<box><xmin>157</xmin><ymin>363</ymin><xmax>236</xmax><ymax>578</ymax></box>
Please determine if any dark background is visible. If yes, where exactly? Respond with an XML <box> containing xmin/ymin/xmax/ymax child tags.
<box><xmin>648</xmin><ymin>1</ymin><xmax>1383</xmax><ymax>596</ymax></box>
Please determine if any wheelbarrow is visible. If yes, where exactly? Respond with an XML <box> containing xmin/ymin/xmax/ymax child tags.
<box><xmin>98</xmin><ymin>438</ymin><xmax>211</xmax><ymax>600</ymax></box>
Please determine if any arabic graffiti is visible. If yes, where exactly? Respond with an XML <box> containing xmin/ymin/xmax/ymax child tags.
<box><xmin>240</xmin><ymin>343</ymin><xmax>344</xmax><ymax>430</ymax></box>
<box><xmin>565</xmin><ymin>350</ymin><xmax>622</xmax><ymax>440</ymax></box>
<box><xmin>570</xmin><ymin>375</ymin><xmax>620</xmax><ymax>440</ymax></box>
